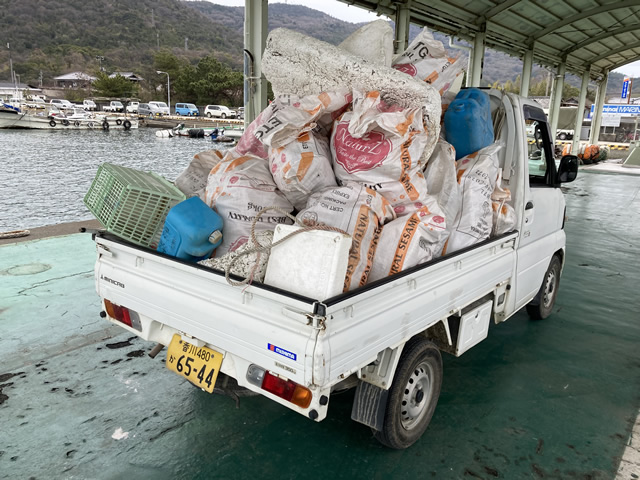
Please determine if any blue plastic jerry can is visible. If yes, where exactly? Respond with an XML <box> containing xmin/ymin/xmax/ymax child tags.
<box><xmin>157</xmin><ymin>197</ymin><xmax>223</xmax><ymax>261</ymax></box>
<box><xmin>444</xmin><ymin>88</ymin><xmax>494</xmax><ymax>160</ymax></box>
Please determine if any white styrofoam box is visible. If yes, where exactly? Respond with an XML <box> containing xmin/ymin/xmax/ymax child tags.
<box><xmin>264</xmin><ymin>224</ymin><xmax>352</xmax><ymax>301</ymax></box>
<box><xmin>456</xmin><ymin>300</ymin><xmax>493</xmax><ymax>355</ymax></box>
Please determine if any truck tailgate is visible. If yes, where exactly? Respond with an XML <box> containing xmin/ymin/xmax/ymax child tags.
<box><xmin>94</xmin><ymin>234</ymin><xmax>320</xmax><ymax>387</ymax></box>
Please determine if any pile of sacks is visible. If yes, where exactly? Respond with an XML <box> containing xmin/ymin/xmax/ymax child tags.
<box><xmin>174</xmin><ymin>23</ymin><xmax>516</xmax><ymax>293</ymax></box>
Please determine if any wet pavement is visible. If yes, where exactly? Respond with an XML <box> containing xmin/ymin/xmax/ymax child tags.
<box><xmin>1</xmin><ymin>170</ymin><xmax>639</xmax><ymax>479</ymax></box>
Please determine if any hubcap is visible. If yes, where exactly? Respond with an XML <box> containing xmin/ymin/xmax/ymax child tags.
<box><xmin>542</xmin><ymin>270</ymin><xmax>556</xmax><ymax>308</ymax></box>
<box><xmin>400</xmin><ymin>361</ymin><xmax>434</xmax><ymax>430</ymax></box>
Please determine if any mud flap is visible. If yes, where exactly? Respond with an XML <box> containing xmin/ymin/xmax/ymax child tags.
<box><xmin>350</xmin><ymin>380</ymin><xmax>388</xmax><ymax>431</ymax></box>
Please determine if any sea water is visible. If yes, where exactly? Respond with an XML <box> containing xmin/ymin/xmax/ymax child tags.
<box><xmin>0</xmin><ymin>129</ymin><xmax>233</xmax><ymax>231</ymax></box>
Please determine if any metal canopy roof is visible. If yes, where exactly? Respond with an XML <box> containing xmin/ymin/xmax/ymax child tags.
<box><xmin>340</xmin><ymin>0</ymin><xmax>640</xmax><ymax>80</ymax></box>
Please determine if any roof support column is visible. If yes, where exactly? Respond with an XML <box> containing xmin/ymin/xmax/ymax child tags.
<box><xmin>571</xmin><ymin>68</ymin><xmax>590</xmax><ymax>155</ymax></box>
<box><xmin>589</xmin><ymin>70</ymin><xmax>608</xmax><ymax>145</ymax></box>
<box><xmin>394</xmin><ymin>0</ymin><xmax>411</xmax><ymax>54</ymax></box>
<box><xmin>520</xmin><ymin>49</ymin><xmax>534</xmax><ymax>97</ymax></box>
<box><xmin>468</xmin><ymin>24</ymin><xmax>486</xmax><ymax>87</ymax></box>
<box><xmin>244</xmin><ymin>0</ymin><xmax>268</xmax><ymax>127</ymax></box>
<box><xmin>548</xmin><ymin>62</ymin><xmax>566</xmax><ymax>142</ymax></box>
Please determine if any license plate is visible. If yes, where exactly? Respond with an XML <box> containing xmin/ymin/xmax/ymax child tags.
<box><xmin>166</xmin><ymin>334</ymin><xmax>223</xmax><ymax>393</ymax></box>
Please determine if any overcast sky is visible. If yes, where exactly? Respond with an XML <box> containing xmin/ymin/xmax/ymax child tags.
<box><xmin>206</xmin><ymin>0</ymin><xmax>383</xmax><ymax>23</ymax></box>
<box><xmin>207</xmin><ymin>0</ymin><xmax>640</xmax><ymax>78</ymax></box>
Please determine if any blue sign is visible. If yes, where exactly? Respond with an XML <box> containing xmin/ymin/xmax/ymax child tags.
<box><xmin>588</xmin><ymin>104</ymin><xmax>640</xmax><ymax>119</ymax></box>
<box><xmin>622</xmin><ymin>78</ymin><xmax>630</xmax><ymax>99</ymax></box>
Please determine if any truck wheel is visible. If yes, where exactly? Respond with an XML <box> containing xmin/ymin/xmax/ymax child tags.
<box><xmin>373</xmin><ymin>337</ymin><xmax>442</xmax><ymax>449</ymax></box>
<box><xmin>526</xmin><ymin>255</ymin><xmax>561</xmax><ymax>320</ymax></box>
<box><xmin>558</xmin><ymin>133</ymin><xmax>567</xmax><ymax>140</ymax></box>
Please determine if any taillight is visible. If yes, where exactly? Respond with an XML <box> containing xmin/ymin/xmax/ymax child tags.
<box><xmin>104</xmin><ymin>299</ymin><xmax>142</xmax><ymax>331</ymax></box>
<box><xmin>246</xmin><ymin>365</ymin><xmax>312</xmax><ymax>408</ymax></box>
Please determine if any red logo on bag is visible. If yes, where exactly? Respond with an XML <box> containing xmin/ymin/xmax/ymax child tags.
<box><xmin>333</xmin><ymin>121</ymin><xmax>392</xmax><ymax>174</ymax></box>
<box><xmin>393</xmin><ymin>63</ymin><xmax>417</xmax><ymax>77</ymax></box>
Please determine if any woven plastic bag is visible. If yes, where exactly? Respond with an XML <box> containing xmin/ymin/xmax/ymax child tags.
<box><xmin>423</xmin><ymin>139</ymin><xmax>462</xmax><ymax>246</ymax></box>
<box><xmin>368</xmin><ymin>196</ymin><xmax>447</xmax><ymax>282</ymax></box>
<box><xmin>254</xmin><ymin>89</ymin><xmax>352</xmax><ymax>149</ymax></box>
<box><xmin>331</xmin><ymin>90</ymin><xmax>429</xmax><ymax>206</ymax></box>
<box><xmin>392</xmin><ymin>28</ymin><xmax>467</xmax><ymax>96</ymax></box>
<box><xmin>491</xmin><ymin>168</ymin><xmax>517</xmax><ymax>236</ymax></box>
<box><xmin>269</xmin><ymin>130</ymin><xmax>337</xmax><ymax>210</ymax></box>
<box><xmin>297</xmin><ymin>182</ymin><xmax>395</xmax><ymax>292</ymax></box>
<box><xmin>204</xmin><ymin>150</ymin><xmax>294</xmax><ymax>256</ymax></box>
<box><xmin>175</xmin><ymin>149</ymin><xmax>225</xmax><ymax>200</ymax></box>
<box><xmin>444</xmin><ymin>143</ymin><xmax>501</xmax><ymax>254</ymax></box>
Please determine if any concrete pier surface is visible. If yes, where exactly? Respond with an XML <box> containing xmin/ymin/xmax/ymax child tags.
<box><xmin>1</xmin><ymin>170</ymin><xmax>639</xmax><ymax>479</ymax></box>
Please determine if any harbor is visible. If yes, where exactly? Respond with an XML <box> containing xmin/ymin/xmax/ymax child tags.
<box><xmin>1</xmin><ymin>170</ymin><xmax>639</xmax><ymax>479</ymax></box>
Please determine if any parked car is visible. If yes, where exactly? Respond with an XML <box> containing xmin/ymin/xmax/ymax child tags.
<box><xmin>175</xmin><ymin>103</ymin><xmax>199</xmax><ymax>116</ymax></box>
<box><xmin>126</xmin><ymin>101</ymin><xmax>139</xmax><ymax>114</ymax></box>
<box><xmin>103</xmin><ymin>101</ymin><xmax>124</xmax><ymax>112</ymax></box>
<box><xmin>148</xmin><ymin>101</ymin><xmax>170</xmax><ymax>116</ymax></box>
<box><xmin>237</xmin><ymin>106</ymin><xmax>245</xmax><ymax>120</ymax></box>
<box><xmin>50</xmin><ymin>99</ymin><xmax>74</xmax><ymax>110</ymax></box>
<box><xmin>83</xmin><ymin>99</ymin><xmax>97</xmax><ymax>111</ymax></box>
<box><xmin>25</xmin><ymin>97</ymin><xmax>47</xmax><ymax>109</ymax></box>
<box><xmin>138</xmin><ymin>102</ymin><xmax>166</xmax><ymax>117</ymax></box>
<box><xmin>204</xmin><ymin>105</ymin><xmax>236</xmax><ymax>119</ymax></box>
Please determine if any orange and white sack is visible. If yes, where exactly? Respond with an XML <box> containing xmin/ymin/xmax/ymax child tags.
<box><xmin>331</xmin><ymin>90</ymin><xmax>429</xmax><ymax>206</ymax></box>
<box><xmin>392</xmin><ymin>28</ymin><xmax>466</xmax><ymax>96</ymax></box>
<box><xmin>255</xmin><ymin>90</ymin><xmax>352</xmax><ymax>149</ymax></box>
<box><xmin>175</xmin><ymin>149</ymin><xmax>225</xmax><ymax>200</ymax></box>
<box><xmin>236</xmin><ymin>107</ymin><xmax>272</xmax><ymax>160</ymax></box>
<box><xmin>423</xmin><ymin>139</ymin><xmax>462</xmax><ymax>240</ymax></box>
<box><xmin>368</xmin><ymin>197</ymin><xmax>447</xmax><ymax>283</ymax></box>
<box><xmin>297</xmin><ymin>182</ymin><xmax>395</xmax><ymax>292</ymax></box>
<box><xmin>491</xmin><ymin>168</ymin><xmax>517</xmax><ymax>236</ymax></box>
<box><xmin>269</xmin><ymin>130</ymin><xmax>337</xmax><ymax>210</ymax></box>
<box><xmin>204</xmin><ymin>150</ymin><xmax>294</xmax><ymax>256</ymax></box>
<box><xmin>445</xmin><ymin>143</ymin><xmax>501</xmax><ymax>254</ymax></box>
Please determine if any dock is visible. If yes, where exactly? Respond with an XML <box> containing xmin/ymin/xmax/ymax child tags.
<box><xmin>1</xmin><ymin>169</ymin><xmax>639</xmax><ymax>478</ymax></box>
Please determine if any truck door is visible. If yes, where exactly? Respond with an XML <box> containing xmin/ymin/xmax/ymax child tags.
<box><xmin>514</xmin><ymin>105</ymin><xmax>566</xmax><ymax>309</ymax></box>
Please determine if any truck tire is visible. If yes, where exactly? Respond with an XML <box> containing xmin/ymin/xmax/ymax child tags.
<box><xmin>373</xmin><ymin>337</ymin><xmax>442</xmax><ymax>449</ymax></box>
<box><xmin>558</xmin><ymin>132</ymin><xmax>567</xmax><ymax>140</ymax></box>
<box><xmin>526</xmin><ymin>255</ymin><xmax>561</xmax><ymax>320</ymax></box>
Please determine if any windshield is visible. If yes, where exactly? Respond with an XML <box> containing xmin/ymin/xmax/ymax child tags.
<box><xmin>114</xmin><ymin>102</ymin><xmax>123</xmax><ymax>107</ymax></box>
<box><xmin>156</xmin><ymin>102</ymin><xmax>168</xmax><ymax>108</ymax></box>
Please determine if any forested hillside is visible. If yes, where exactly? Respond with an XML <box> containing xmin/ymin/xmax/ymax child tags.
<box><xmin>0</xmin><ymin>0</ymin><xmax>629</xmax><ymax>98</ymax></box>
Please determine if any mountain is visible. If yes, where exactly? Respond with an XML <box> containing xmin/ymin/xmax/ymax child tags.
<box><xmin>0</xmin><ymin>0</ymin><xmax>629</xmax><ymax>97</ymax></box>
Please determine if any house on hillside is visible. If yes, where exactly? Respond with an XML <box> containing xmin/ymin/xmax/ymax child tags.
<box><xmin>109</xmin><ymin>72</ymin><xmax>144</xmax><ymax>83</ymax></box>
<box><xmin>54</xmin><ymin>72</ymin><xmax>97</xmax><ymax>88</ymax></box>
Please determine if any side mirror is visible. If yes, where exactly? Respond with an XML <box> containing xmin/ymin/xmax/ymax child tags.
<box><xmin>557</xmin><ymin>154</ymin><xmax>579</xmax><ymax>183</ymax></box>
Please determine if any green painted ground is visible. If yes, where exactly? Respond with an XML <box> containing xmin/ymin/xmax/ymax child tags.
<box><xmin>1</xmin><ymin>171</ymin><xmax>639</xmax><ymax>479</ymax></box>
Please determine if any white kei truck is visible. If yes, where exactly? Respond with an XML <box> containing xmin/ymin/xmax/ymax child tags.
<box><xmin>91</xmin><ymin>90</ymin><xmax>578</xmax><ymax>449</ymax></box>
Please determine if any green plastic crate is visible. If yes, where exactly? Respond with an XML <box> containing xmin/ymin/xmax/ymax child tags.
<box><xmin>84</xmin><ymin>163</ymin><xmax>186</xmax><ymax>248</ymax></box>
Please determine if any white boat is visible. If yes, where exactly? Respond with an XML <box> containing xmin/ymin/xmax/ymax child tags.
<box><xmin>0</xmin><ymin>105</ymin><xmax>138</xmax><ymax>130</ymax></box>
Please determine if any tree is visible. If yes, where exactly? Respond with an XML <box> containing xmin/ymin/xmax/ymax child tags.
<box><xmin>92</xmin><ymin>72</ymin><xmax>138</xmax><ymax>98</ymax></box>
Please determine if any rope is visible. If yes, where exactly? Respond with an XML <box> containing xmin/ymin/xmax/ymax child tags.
<box><xmin>224</xmin><ymin>206</ymin><xmax>350</xmax><ymax>287</ymax></box>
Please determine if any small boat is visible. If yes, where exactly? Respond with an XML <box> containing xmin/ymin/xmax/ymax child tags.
<box><xmin>155</xmin><ymin>123</ymin><xmax>242</xmax><ymax>141</ymax></box>
<box><xmin>0</xmin><ymin>105</ymin><xmax>138</xmax><ymax>130</ymax></box>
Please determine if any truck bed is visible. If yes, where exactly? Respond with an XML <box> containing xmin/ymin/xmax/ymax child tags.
<box><xmin>94</xmin><ymin>230</ymin><xmax>517</xmax><ymax>419</ymax></box>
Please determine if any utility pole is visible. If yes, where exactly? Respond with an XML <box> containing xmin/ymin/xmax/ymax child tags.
<box><xmin>39</xmin><ymin>70</ymin><xmax>43</xmax><ymax>88</ymax></box>
<box><xmin>157</xmin><ymin>30</ymin><xmax>160</xmax><ymax>49</ymax></box>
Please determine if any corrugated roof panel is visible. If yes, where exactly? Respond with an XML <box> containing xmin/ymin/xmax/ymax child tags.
<box><xmin>339</xmin><ymin>0</ymin><xmax>640</xmax><ymax>78</ymax></box>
